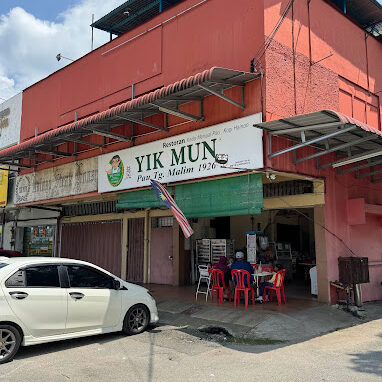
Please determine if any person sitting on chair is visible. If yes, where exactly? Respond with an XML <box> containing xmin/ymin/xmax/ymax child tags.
<box><xmin>214</xmin><ymin>256</ymin><xmax>231</xmax><ymax>300</ymax></box>
<box><xmin>256</xmin><ymin>264</ymin><xmax>282</xmax><ymax>303</ymax></box>
<box><xmin>230</xmin><ymin>251</ymin><xmax>254</xmax><ymax>287</ymax></box>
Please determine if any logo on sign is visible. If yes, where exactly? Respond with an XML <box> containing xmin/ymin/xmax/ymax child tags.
<box><xmin>105</xmin><ymin>154</ymin><xmax>124</xmax><ymax>187</ymax></box>
<box><xmin>0</xmin><ymin>107</ymin><xmax>10</xmax><ymax>129</ymax></box>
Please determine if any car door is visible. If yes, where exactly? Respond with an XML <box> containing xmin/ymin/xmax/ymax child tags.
<box><xmin>64</xmin><ymin>264</ymin><xmax>122</xmax><ymax>333</ymax></box>
<box><xmin>4</xmin><ymin>264</ymin><xmax>68</xmax><ymax>338</ymax></box>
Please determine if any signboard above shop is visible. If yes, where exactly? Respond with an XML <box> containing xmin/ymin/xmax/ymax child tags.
<box><xmin>15</xmin><ymin>157</ymin><xmax>98</xmax><ymax>205</ymax></box>
<box><xmin>98</xmin><ymin>113</ymin><xmax>263</xmax><ymax>193</ymax></box>
<box><xmin>0</xmin><ymin>93</ymin><xmax>22</xmax><ymax>150</ymax></box>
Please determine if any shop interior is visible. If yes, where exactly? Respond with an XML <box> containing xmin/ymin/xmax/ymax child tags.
<box><xmin>190</xmin><ymin>208</ymin><xmax>317</xmax><ymax>299</ymax></box>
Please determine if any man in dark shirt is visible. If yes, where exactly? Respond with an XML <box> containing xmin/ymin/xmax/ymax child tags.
<box><xmin>230</xmin><ymin>251</ymin><xmax>254</xmax><ymax>287</ymax></box>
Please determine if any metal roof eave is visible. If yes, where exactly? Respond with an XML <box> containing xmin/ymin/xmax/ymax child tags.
<box><xmin>255</xmin><ymin>110</ymin><xmax>382</xmax><ymax>183</ymax></box>
<box><xmin>91</xmin><ymin>0</ymin><xmax>183</xmax><ymax>36</ymax></box>
<box><xmin>0</xmin><ymin>67</ymin><xmax>260</xmax><ymax>169</ymax></box>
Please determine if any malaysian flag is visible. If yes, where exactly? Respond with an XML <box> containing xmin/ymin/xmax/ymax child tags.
<box><xmin>150</xmin><ymin>179</ymin><xmax>194</xmax><ymax>238</ymax></box>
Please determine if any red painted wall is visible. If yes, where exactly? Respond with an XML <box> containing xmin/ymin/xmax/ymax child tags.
<box><xmin>263</xmin><ymin>0</ymin><xmax>381</xmax><ymax>128</ymax></box>
<box><xmin>20</xmin><ymin>0</ymin><xmax>265</xmax><ymax>142</ymax></box>
<box><xmin>263</xmin><ymin>0</ymin><xmax>382</xmax><ymax>302</ymax></box>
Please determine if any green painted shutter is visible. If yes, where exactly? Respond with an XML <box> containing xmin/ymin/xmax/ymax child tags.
<box><xmin>175</xmin><ymin>174</ymin><xmax>263</xmax><ymax>217</ymax></box>
<box><xmin>116</xmin><ymin>188</ymin><xmax>170</xmax><ymax>209</ymax></box>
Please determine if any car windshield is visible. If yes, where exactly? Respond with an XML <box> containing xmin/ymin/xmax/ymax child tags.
<box><xmin>0</xmin><ymin>263</ymin><xmax>8</xmax><ymax>269</ymax></box>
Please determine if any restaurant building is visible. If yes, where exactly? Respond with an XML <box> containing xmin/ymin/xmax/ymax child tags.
<box><xmin>0</xmin><ymin>0</ymin><xmax>380</xmax><ymax>304</ymax></box>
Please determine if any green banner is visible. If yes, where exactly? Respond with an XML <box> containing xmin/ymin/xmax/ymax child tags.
<box><xmin>175</xmin><ymin>174</ymin><xmax>263</xmax><ymax>217</ymax></box>
<box><xmin>117</xmin><ymin>187</ymin><xmax>172</xmax><ymax>209</ymax></box>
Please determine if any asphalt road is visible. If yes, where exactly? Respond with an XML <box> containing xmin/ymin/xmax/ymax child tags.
<box><xmin>0</xmin><ymin>319</ymin><xmax>381</xmax><ymax>382</ymax></box>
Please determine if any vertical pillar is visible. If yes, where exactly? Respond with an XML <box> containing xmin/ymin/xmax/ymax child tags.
<box><xmin>172</xmin><ymin>221</ymin><xmax>180</xmax><ymax>286</ymax></box>
<box><xmin>143</xmin><ymin>209</ymin><xmax>151</xmax><ymax>284</ymax></box>
<box><xmin>121</xmin><ymin>215</ymin><xmax>128</xmax><ymax>280</ymax></box>
<box><xmin>314</xmin><ymin>205</ymin><xmax>329</xmax><ymax>303</ymax></box>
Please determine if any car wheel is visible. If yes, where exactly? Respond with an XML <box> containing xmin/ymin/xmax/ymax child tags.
<box><xmin>123</xmin><ymin>304</ymin><xmax>150</xmax><ymax>335</ymax></box>
<box><xmin>0</xmin><ymin>325</ymin><xmax>21</xmax><ymax>364</ymax></box>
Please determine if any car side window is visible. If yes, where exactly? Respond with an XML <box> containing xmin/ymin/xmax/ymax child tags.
<box><xmin>5</xmin><ymin>265</ymin><xmax>61</xmax><ymax>288</ymax></box>
<box><xmin>67</xmin><ymin>266</ymin><xmax>113</xmax><ymax>289</ymax></box>
<box><xmin>5</xmin><ymin>270</ymin><xmax>26</xmax><ymax>287</ymax></box>
<box><xmin>25</xmin><ymin>265</ymin><xmax>61</xmax><ymax>287</ymax></box>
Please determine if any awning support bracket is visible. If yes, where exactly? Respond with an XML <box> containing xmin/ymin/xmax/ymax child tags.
<box><xmin>150</xmin><ymin>102</ymin><xmax>204</xmax><ymax>122</ymax></box>
<box><xmin>338</xmin><ymin>157</ymin><xmax>382</xmax><ymax>174</ymax></box>
<box><xmin>64</xmin><ymin>136</ymin><xmax>104</xmax><ymax>148</ymax></box>
<box><xmin>268</xmin><ymin>125</ymin><xmax>357</xmax><ymax>159</ymax></box>
<box><xmin>34</xmin><ymin>149</ymin><xmax>73</xmax><ymax>157</ymax></box>
<box><xmin>83</xmin><ymin>126</ymin><xmax>131</xmax><ymax>142</ymax></box>
<box><xmin>294</xmin><ymin>135</ymin><xmax>376</xmax><ymax>164</ymax></box>
<box><xmin>116</xmin><ymin>115</ymin><xmax>168</xmax><ymax>132</ymax></box>
<box><xmin>198</xmin><ymin>84</ymin><xmax>245</xmax><ymax>110</ymax></box>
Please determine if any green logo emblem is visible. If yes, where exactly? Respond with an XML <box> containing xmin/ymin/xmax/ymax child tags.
<box><xmin>106</xmin><ymin>155</ymin><xmax>124</xmax><ymax>187</ymax></box>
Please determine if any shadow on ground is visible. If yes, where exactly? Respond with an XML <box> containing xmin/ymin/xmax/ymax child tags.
<box><xmin>349</xmin><ymin>349</ymin><xmax>382</xmax><ymax>377</ymax></box>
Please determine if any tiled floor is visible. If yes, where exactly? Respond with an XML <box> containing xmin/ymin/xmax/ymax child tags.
<box><xmin>145</xmin><ymin>280</ymin><xmax>320</xmax><ymax>314</ymax></box>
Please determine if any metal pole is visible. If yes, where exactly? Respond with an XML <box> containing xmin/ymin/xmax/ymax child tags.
<box><xmin>91</xmin><ymin>14</ymin><xmax>94</xmax><ymax>51</ymax></box>
<box><xmin>353</xmin><ymin>283</ymin><xmax>363</xmax><ymax>307</ymax></box>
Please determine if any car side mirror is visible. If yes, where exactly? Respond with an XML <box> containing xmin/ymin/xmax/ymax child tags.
<box><xmin>113</xmin><ymin>279</ymin><xmax>122</xmax><ymax>290</ymax></box>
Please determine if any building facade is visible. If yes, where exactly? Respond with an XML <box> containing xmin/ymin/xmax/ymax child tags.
<box><xmin>0</xmin><ymin>0</ymin><xmax>381</xmax><ymax>303</ymax></box>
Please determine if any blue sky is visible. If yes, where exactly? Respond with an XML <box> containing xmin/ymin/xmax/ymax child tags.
<box><xmin>0</xmin><ymin>0</ymin><xmax>122</xmax><ymax>101</ymax></box>
<box><xmin>0</xmin><ymin>0</ymin><xmax>381</xmax><ymax>102</ymax></box>
<box><xmin>0</xmin><ymin>1</ymin><xmax>80</xmax><ymax>22</ymax></box>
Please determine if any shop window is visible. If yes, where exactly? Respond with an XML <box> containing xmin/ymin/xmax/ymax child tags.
<box><xmin>63</xmin><ymin>201</ymin><xmax>117</xmax><ymax>217</ymax></box>
<box><xmin>152</xmin><ymin>217</ymin><xmax>173</xmax><ymax>228</ymax></box>
<box><xmin>263</xmin><ymin>180</ymin><xmax>313</xmax><ymax>198</ymax></box>
<box><xmin>23</xmin><ymin>226</ymin><xmax>55</xmax><ymax>257</ymax></box>
<box><xmin>67</xmin><ymin>265</ymin><xmax>113</xmax><ymax>289</ymax></box>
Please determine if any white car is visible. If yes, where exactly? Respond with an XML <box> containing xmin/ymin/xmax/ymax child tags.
<box><xmin>0</xmin><ymin>257</ymin><xmax>159</xmax><ymax>364</ymax></box>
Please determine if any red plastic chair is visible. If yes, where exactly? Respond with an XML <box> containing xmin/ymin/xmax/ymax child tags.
<box><xmin>231</xmin><ymin>269</ymin><xmax>255</xmax><ymax>308</ymax></box>
<box><xmin>208</xmin><ymin>269</ymin><xmax>231</xmax><ymax>304</ymax></box>
<box><xmin>251</xmin><ymin>264</ymin><xmax>259</xmax><ymax>270</ymax></box>
<box><xmin>263</xmin><ymin>269</ymin><xmax>286</xmax><ymax>305</ymax></box>
<box><xmin>262</xmin><ymin>266</ymin><xmax>273</xmax><ymax>273</ymax></box>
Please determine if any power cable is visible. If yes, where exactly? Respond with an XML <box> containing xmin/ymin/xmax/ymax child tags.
<box><xmin>267</xmin><ymin>180</ymin><xmax>360</xmax><ymax>258</ymax></box>
<box><xmin>250</xmin><ymin>0</ymin><xmax>295</xmax><ymax>72</ymax></box>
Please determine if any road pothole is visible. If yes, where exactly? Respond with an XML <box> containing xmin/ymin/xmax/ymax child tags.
<box><xmin>197</xmin><ymin>325</ymin><xmax>286</xmax><ymax>346</ymax></box>
<box><xmin>198</xmin><ymin>326</ymin><xmax>233</xmax><ymax>336</ymax></box>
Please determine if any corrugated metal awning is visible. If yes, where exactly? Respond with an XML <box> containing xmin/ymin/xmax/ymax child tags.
<box><xmin>255</xmin><ymin>110</ymin><xmax>382</xmax><ymax>183</ymax></box>
<box><xmin>0</xmin><ymin>67</ymin><xmax>260</xmax><ymax>169</ymax></box>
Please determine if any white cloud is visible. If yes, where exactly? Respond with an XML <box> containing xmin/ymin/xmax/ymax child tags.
<box><xmin>0</xmin><ymin>0</ymin><xmax>122</xmax><ymax>100</ymax></box>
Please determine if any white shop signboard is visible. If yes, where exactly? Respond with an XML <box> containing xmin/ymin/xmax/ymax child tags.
<box><xmin>98</xmin><ymin>113</ymin><xmax>263</xmax><ymax>193</ymax></box>
<box><xmin>15</xmin><ymin>157</ymin><xmax>98</xmax><ymax>204</ymax></box>
<box><xmin>0</xmin><ymin>93</ymin><xmax>22</xmax><ymax>149</ymax></box>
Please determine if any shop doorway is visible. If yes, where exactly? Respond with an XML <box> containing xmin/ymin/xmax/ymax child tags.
<box><xmin>190</xmin><ymin>208</ymin><xmax>317</xmax><ymax>300</ymax></box>
<box><xmin>61</xmin><ymin>220</ymin><xmax>122</xmax><ymax>276</ymax></box>
<box><xmin>149</xmin><ymin>217</ymin><xmax>174</xmax><ymax>285</ymax></box>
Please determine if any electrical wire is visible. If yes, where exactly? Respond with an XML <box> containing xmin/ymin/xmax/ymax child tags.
<box><xmin>250</xmin><ymin>0</ymin><xmax>295</xmax><ymax>72</ymax></box>
<box><xmin>269</xmin><ymin>185</ymin><xmax>360</xmax><ymax>258</ymax></box>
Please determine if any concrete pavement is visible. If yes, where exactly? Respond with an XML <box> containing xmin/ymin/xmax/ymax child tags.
<box><xmin>0</xmin><ymin>318</ymin><xmax>381</xmax><ymax>381</ymax></box>
<box><xmin>156</xmin><ymin>299</ymin><xmax>382</xmax><ymax>343</ymax></box>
